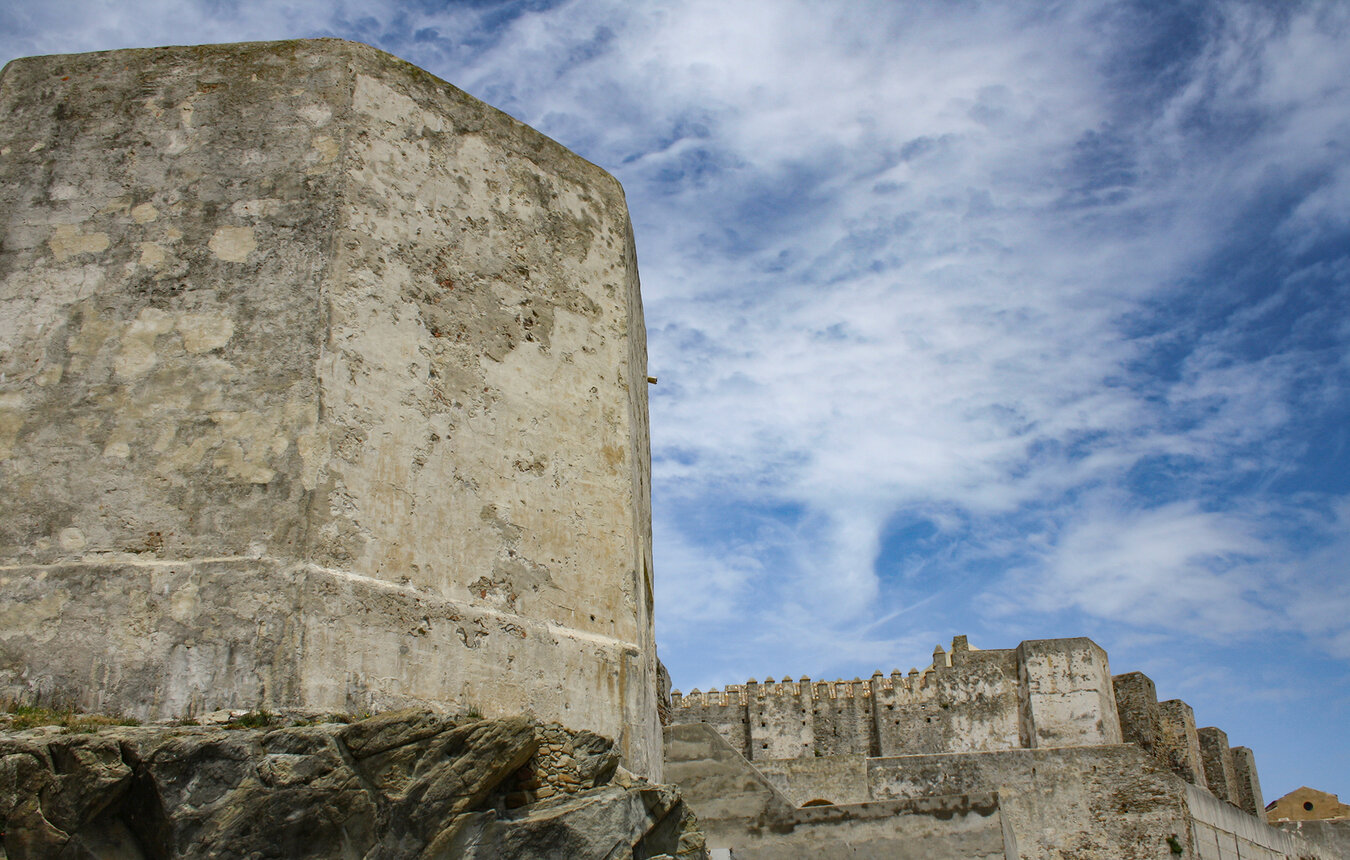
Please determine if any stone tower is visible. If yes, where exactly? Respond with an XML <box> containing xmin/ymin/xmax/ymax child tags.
<box><xmin>0</xmin><ymin>39</ymin><xmax>661</xmax><ymax>777</ymax></box>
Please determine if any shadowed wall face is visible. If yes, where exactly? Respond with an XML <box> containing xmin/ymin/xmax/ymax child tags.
<box><xmin>1157</xmin><ymin>699</ymin><xmax>1209</xmax><ymax>790</ymax></box>
<box><xmin>0</xmin><ymin>39</ymin><xmax>660</xmax><ymax>777</ymax></box>
<box><xmin>1198</xmin><ymin>727</ymin><xmax>1238</xmax><ymax>806</ymax></box>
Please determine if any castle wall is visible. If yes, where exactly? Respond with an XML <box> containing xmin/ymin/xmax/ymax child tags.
<box><xmin>664</xmin><ymin>722</ymin><xmax>1013</xmax><ymax>860</ymax></box>
<box><xmin>870</xmin><ymin>747</ymin><xmax>1335</xmax><ymax>860</ymax></box>
<box><xmin>671</xmin><ymin>688</ymin><xmax>751</xmax><ymax>759</ymax></box>
<box><xmin>670</xmin><ymin>732</ymin><xmax>1333</xmax><ymax>860</ymax></box>
<box><xmin>674</xmin><ymin>664</ymin><xmax>1023</xmax><ymax>763</ymax></box>
<box><xmin>868</xmin><ymin>745</ymin><xmax>1197</xmax><ymax>860</ymax></box>
<box><xmin>811</xmin><ymin>679</ymin><xmax>875</xmax><ymax>758</ymax></box>
<box><xmin>873</xmin><ymin>661</ymin><xmax>1020</xmax><ymax>756</ymax></box>
<box><xmin>668</xmin><ymin>636</ymin><xmax>1295</xmax><ymax>858</ymax></box>
<box><xmin>670</xmin><ymin>640</ymin><xmax>1268</xmax><ymax>815</ymax></box>
<box><xmin>754</xmin><ymin>754</ymin><xmax>870</xmax><ymax>806</ymax></box>
<box><xmin>0</xmin><ymin>39</ymin><xmax>661</xmax><ymax>777</ymax></box>
<box><xmin>673</xmin><ymin>638</ymin><xmax>1108</xmax><ymax>764</ymax></box>
<box><xmin>751</xmin><ymin>678</ymin><xmax>817</xmax><ymax>759</ymax></box>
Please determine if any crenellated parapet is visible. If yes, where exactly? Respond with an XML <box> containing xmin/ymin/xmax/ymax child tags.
<box><xmin>1110</xmin><ymin>667</ymin><xmax>1266</xmax><ymax>814</ymax></box>
<box><xmin>671</xmin><ymin>633</ymin><xmax>1266</xmax><ymax>811</ymax></box>
<box><xmin>670</xmin><ymin>635</ymin><xmax>1093</xmax><ymax>761</ymax></box>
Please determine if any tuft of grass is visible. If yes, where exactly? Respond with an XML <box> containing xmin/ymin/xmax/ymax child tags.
<box><xmin>3</xmin><ymin>702</ymin><xmax>140</xmax><ymax>732</ymax></box>
<box><xmin>1167</xmin><ymin>834</ymin><xmax>1184</xmax><ymax>855</ymax></box>
<box><xmin>224</xmin><ymin>709</ymin><xmax>278</xmax><ymax>730</ymax></box>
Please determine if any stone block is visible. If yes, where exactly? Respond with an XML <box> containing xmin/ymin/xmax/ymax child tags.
<box><xmin>0</xmin><ymin>39</ymin><xmax>659</xmax><ymax>777</ymax></box>
<box><xmin>1015</xmin><ymin>638</ymin><xmax>1121</xmax><ymax>748</ymax></box>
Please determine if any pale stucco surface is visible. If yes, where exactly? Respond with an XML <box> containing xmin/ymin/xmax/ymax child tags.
<box><xmin>0</xmin><ymin>39</ymin><xmax>660</xmax><ymax>777</ymax></box>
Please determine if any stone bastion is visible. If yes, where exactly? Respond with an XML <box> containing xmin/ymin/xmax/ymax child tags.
<box><xmin>0</xmin><ymin>39</ymin><xmax>662</xmax><ymax>779</ymax></box>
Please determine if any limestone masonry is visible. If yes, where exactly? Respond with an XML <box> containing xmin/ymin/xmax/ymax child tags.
<box><xmin>671</xmin><ymin>636</ymin><xmax>1122</xmax><ymax>761</ymax></box>
<box><xmin>668</xmin><ymin>635</ymin><xmax>1343</xmax><ymax>859</ymax></box>
<box><xmin>0</xmin><ymin>39</ymin><xmax>661</xmax><ymax>777</ymax></box>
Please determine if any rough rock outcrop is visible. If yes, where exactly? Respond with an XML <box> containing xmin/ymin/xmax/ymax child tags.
<box><xmin>0</xmin><ymin>709</ymin><xmax>706</xmax><ymax>859</ymax></box>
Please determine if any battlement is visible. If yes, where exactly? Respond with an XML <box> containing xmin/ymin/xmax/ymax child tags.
<box><xmin>672</xmin><ymin>636</ymin><xmax>1017</xmax><ymax>709</ymax></box>
<box><xmin>670</xmin><ymin>634</ymin><xmax>1261</xmax><ymax>814</ymax></box>
<box><xmin>673</xmin><ymin>673</ymin><xmax>915</xmax><ymax>708</ymax></box>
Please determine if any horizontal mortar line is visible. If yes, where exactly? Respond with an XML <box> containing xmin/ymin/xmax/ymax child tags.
<box><xmin>0</xmin><ymin>554</ymin><xmax>275</xmax><ymax>570</ymax></box>
<box><xmin>1</xmin><ymin>555</ymin><xmax>644</xmax><ymax>652</ymax></box>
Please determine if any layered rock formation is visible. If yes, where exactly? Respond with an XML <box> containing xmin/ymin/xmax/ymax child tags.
<box><xmin>0</xmin><ymin>709</ymin><xmax>705</xmax><ymax>859</ymax></box>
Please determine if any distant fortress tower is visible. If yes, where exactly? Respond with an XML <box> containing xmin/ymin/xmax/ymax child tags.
<box><xmin>0</xmin><ymin>39</ymin><xmax>661</xmax><ymax>777</ymax></box>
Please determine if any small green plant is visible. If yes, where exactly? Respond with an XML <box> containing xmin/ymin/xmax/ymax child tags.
<box><xmin>1167</xmin><ymin>834</ymin><xmax>1184</xmax><ymax>855</ymax></box>
<box><xmin>3</xmin><ymin>702</ymin><xmax>139</xmax><ymax>732</ymax></box>
<box><xmin>225</xmin><ymin>709</ymin><xmax>277</xmax><ymax>729</ymax></box>
<box><xmin>463</xmin><ymin>706</ymin><xmax>485</xmax><ymax>721</ymax></box>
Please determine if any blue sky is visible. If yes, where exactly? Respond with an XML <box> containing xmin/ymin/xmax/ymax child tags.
<box><xmin>4</xmin><ymin>0</ymin><xmax>1348</xmax><ymax>801</ymax></box>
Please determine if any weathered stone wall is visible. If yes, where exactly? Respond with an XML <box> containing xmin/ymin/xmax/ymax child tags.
<box><xmin>875</xmin><ymin>659</ymin><xmax>1021</xmax><ymax>757</ymax></box>
<box><xmin>667</xmin><ymin>636</ymin><xmax>1306</xmax><ymax>859</ymax></box>
<box><xmin>1230</xmin><ymin>746</ymin><xmax>1265</xmax><ymax>820</ymax></box>
<box><xmin>1015</xmin><ymin>637</ymin><xmax>1121</xmax><ymax>748</ymax></box>
<box><xmin>673</xmin><ymin>664</ymin><xmax>1020</xmax><ymax>764</ymax></box>
<box><xmin>1113</xmin><ymin>671</ymin><xmax>1163</xmax><ymax>755</ymax></box>
<box><xmin>809</xmin><ymin>678</ymin><xmax>877</xmax><ymax>758</ymax></box>
<box><xmin>664</xmin><ymin>723</ymin><xmax>1011</xmax><ymax>860</ymax></box>
<box><xmin>1159</xmin><ymin>698</ymin><xmax>1210</xmax><ymax>789</ymax></box>
<box><xmin>869</xmin><ymin>745</ymin><xmax>1194</xmax><ymax>860</ymax></box>
<box><xmin>1198</xmin><ymin>727</ymin><xmax>1239</xmax><ymax>806</ymax></box>
<box><xmin>871</xmin><ymin>746</ymin><xmax>1337</xmax><ymax>860</ymax></box>
<box><xmin>753</xmin><ymin>754</ymin><xmax>869</xmax><ymax>806</ymax></box>
<box><xmin>669</xmin><ymin>690</ymin><xmax>750</xmax><ymax>759</ymax></box>
<box><xmin>670</xmin><ymin>729</ymin><xmax>1335</xmax><ymax>860</ymax></box>
<box><xmin>671</xmin><ymin>637</ymin><xmax>1111</xmax><ymax>765</ymax></box>
<box><xmin>0</xmin><ymin>39</ymin><xmax>661</xmax><ymax>776</ymax></box>
<box><xmin>669</xmin><ymin>635</ymin><xmax>1279</xmax><ymax>834</ymax></box>
<box><xmin>749</xmin><ymin>679</ymin><xmax>817</xmax><ymax>760</ymax></box>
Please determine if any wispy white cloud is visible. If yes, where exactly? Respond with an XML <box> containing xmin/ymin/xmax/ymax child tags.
<box><xmin>989</xmin><ymin>498</ymin><xmax>1274</xmax><ymax>631</ymax></box>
